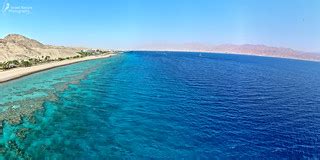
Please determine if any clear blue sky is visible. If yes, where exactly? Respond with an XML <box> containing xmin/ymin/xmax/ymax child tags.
<box><xmin>1</xmin><ymin>0</ymin><xmax>320</xmax><ymax>52</ymax></box>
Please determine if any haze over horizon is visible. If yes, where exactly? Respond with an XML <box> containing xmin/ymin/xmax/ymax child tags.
<box><xmin>1</xmin><ymin>0</ymin><xmax>319</xmax><ymax>52</ymax></box>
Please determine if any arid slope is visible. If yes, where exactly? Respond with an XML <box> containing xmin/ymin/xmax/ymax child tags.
<box><xmin>0</xmin><ymin>34</ymin><xmax>81</xmax><ymax>62</ymax></box>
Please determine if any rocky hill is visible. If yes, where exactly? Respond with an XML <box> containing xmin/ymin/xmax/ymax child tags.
<box><xmin>0</xmin><ymin>34</ymin><xmax>82</xmax><ymax>62</ymax></box>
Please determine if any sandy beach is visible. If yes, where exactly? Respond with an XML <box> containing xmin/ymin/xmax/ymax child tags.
<box><xmin>0</xmin><ymin>54</ymin><xmax>115</xmax><ymax>83</ymax></box>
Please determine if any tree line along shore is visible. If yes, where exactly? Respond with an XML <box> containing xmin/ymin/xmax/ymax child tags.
<box><xmin>0</xmin><ymin>50</ymin><xmax>117</xmax><ymax>71</ymax></box>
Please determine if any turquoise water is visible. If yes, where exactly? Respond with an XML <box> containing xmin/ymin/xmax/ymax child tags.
<box><xmin>1</xmin><ymin>52</ymin><xmax>320</xmax><ymax>159</ymax></box>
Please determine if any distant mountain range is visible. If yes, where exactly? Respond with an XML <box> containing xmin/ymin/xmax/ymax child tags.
<box><xmin>139</xmin><ymin>43</ymin><xmax>320</xmax><ymax>61</ymax></box>
<box><xmin>1</xmin><ymin>34</ymin><xmax>319</xmax><ymax>62</ymax></box>
<box><xmin>0</xmin><ymin>34</ymin><xmax>82</xmax><ymax>62</ymax></box>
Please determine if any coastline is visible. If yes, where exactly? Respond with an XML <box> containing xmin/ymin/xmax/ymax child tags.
<box><xmin>1</xmin><ymin>50</ymin><xmax>318</xmax><ymax>84</ymax></box>
<box><xmin>0</xmin><ymin>54</ymin><xmax>116</xmax><ymax>83</ymax></box>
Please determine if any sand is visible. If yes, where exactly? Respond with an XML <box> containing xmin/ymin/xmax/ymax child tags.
<box><xmin>0</xmin><ymin>54</ymin><xmax>115</xmax><ymax>83</ymax></box>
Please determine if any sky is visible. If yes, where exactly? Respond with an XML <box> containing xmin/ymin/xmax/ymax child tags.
<box><xmin>0</xmin><ymin>0</ymin><xmax>320</xmax><ymax>52</ymax></box>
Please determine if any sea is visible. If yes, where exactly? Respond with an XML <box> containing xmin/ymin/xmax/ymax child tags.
<box><xmin>0</xmin><ymin>51</ymin><xmax>320</xmax><ymax>159</ymax></box>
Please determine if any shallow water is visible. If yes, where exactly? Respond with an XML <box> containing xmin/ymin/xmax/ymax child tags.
<box><xmin>1</xmin><ymin>52</ymin><xmax>320</xmax><ymax>159</ymax></box>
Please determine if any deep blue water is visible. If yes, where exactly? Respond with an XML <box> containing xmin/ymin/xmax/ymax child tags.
<box><xmin>1</xmin><ymin>51</ymin><xmax>320</xmax><ymax>159</ymax></box>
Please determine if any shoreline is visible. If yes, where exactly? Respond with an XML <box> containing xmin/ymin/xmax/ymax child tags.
<box><xmin>0</xmin><ymin>54</ymin><xmax>116</xmax><ymax>83</ymax></box>
<box><xmin>1</xmin><ymin>50</ymin><xmax>318</xmax><ymax>84</ymax></box>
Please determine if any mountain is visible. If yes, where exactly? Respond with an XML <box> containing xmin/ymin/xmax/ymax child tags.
<box><xmin>210</xmin><ymin>44</ymin><xmax>320</xmax><ymax>61</ymax></box>
<box><xmin>1</xmin><ymin>34</ymin><xmax>319</xmax><ymax>62</ymax></box>
<box><xmin>0</xmin><ymin>34</ymin><xmax>82</xmax><ymax>62</ymax></box>
<box><xmin>4</xmin><ymin>34</ymin><xmax>45</xmax><ymax>48</ymax></box>
<box><xmin>138</xmin><ymin>43</ymin><xmax>320</xmax><ymax>61</ymax></box>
